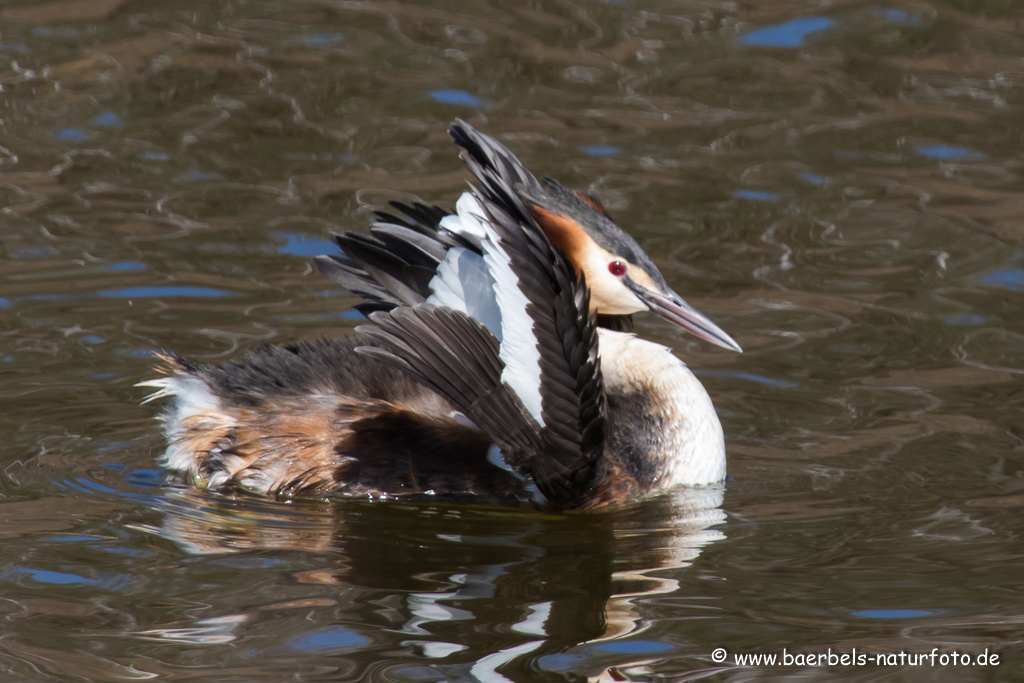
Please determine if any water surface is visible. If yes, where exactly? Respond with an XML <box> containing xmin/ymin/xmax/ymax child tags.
<box><xmin>2</xmin><ymin>0</ymin><xmax>1024</xmax><ymax>680</ymax></box>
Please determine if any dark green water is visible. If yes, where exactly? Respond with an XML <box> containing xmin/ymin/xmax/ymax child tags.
<box><xmin>1</xmin><ymin>0</ymin><xmax>1023</xmax><ymax>680</ymax></box>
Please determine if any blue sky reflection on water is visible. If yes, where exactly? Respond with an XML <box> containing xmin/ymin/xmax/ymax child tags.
<box><xmin>734</xmin><ymin>189</ymin><xmax>781</xmax><ymax>202</ymax></box>
<box><xmin>0</xmin><ymin>566</ymin><xmax>132</xmax><ymax>592</ymax></box>
<box><xmin>429</xmin><ymin>89</ymin><xmax>490</xmax><ymax>107</ymax></box>
<box><xmin>696</xmin><ymin>369</ymin><xmax>799</xmax><ymax>389</ymax></box>
<box><xmin>55</xmin><ymin>128</ymin><xmax>93</xmax><ymax>142</ymax></box>
<box><xmin>945</xmin><ymin>313</ymin><xmax>992</xmax><ymax>326</ymax></box>
<box><xmin>284</xmin><ymin>627</ymin><xmax>371</xmax><ymax>654</ymax></box>
<box><xmin>592</xmin><ymin>640</ymin><xmax>674</xmax><ymax>654</ymax></box>
<box><xmin>176</xmin><ymin>169</ymin><xmax>224</xmax><ymax>183</ymax></box>
<box><xmin>90</xmin><ymin>111</ymin><xmax>124</xmax><ymax>128</ymax></box>
<box><xmin>97</xmin><ymin>286</ymin><xmax>237</xmax><ymax>298</ymax></box>
<box><xmin>797</xmin><ymin>172</ymin><xmax>827</xmax><ymax>186</ymax></box>
<box><xmin>579</xmin><ymin>145</ymin><xmax>621</xmax><ymax>156</ymax></box>
<box><xmin>741</xmin><ymin>17</ymin><xmax>835</xmax><ymax>48</ymax></box>
<box><xmin>273</xmin><ymin>232</ymin><xmax>341</xmax><ymax>257</ymax></box>
<box><xmin>298</xmin><ymin>32</ymin><xmax>345</xmax><ymax>46</ymax></box>
<box><xmin>106</xmin><ymin>261</ymin><xmax>147</xmax><ymax>272</ymax></box>
<box><xmin>914</xmin><ymin>144</ymin><xmax>986</xmax><ymax>161</ymax></box>
<box><xmin>0</xmin><ymin>40</ymin><xmax>29</xmax><ymax>53</ymax></box>
<box><xmin>978</xmin><ymin>269</ymin><xmax>1024</xmax><ymax>292</ymax></box>
<box><xmin>851</xmin><ymin>609</ymin><xmax>943</xmax><ymax>619</ymax></box>
<box><xmin>874</xmin><ymin>8</ymin><xmax>925</xmax><ymax>26</ymax></box>
<box><xmin>9</xmin><ymin>245</ymin><xmax>59</xmax><ymax>258</ymax></box>
<box><xmin>978</xmin><ymin>253</ymin><xmax>1024</xmax><ymax>292</ymax></box>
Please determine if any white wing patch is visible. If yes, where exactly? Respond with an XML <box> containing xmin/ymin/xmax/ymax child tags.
<box><xmin>427</xmin><ymin>247</ymin><xmax>501</xmax><ymax>340</ymax></box>
<box><xmin>481</xmin><ymin>230</ymin><xmax>543</xmax><ymax>426</ymax></box>
<box><xmin>425</xmin><ymin>192</ymin><xmax>545</xmax><ymax>427</ymax></box>
<box><xmin>438</xmin><ymin>192</ymin><xmax>488</xmax><ymax>241</ymax></box>
<box><xmin>428</xmin><ymin>193</ymin><xmax>501</xmax><ymax>338</ymax></box>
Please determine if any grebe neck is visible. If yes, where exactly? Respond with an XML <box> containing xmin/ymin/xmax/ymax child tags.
<box><xmin>598</xmin><ymin>328</ymin><xmax>726</xmax><ymax>490</ymax></box>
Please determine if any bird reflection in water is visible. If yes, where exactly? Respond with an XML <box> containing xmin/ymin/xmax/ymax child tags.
<box><xmin>137</xmin><ymin>486</ymin><xmax>725</xmax><ymax>680</ymax></box>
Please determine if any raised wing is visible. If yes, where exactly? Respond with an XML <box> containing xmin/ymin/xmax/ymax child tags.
<box><xmin>356</xmin><ymin>179</ymin><xmax>606</xmax><ymax>510</ymax></box>
<box><xmin>313</xmin><ymin>203</ymin><xmax>460</xmax><ymax>315</ymax></box>
<box><xmin>313</xmin><ymin>119</ymin><xmax>542</xmax><ymax>317</ymax></box>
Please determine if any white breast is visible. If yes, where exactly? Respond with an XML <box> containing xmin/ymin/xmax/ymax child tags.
<box><xmin>597</xmin><ymin>329</ymin><xmax>726</xmax><ymax>487</ymax></box>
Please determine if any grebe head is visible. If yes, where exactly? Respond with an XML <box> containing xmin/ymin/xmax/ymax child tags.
<box><xmin>520</xmin><ymin>178</ymin><xmax>742</xmax><ymax>353</ymax></box>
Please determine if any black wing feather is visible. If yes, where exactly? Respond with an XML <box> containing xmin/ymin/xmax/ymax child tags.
<box><xmin>356</xmin><ymin>305</ymin><xmax>541</xmax><ymax>460</ymax></box>
<box><xmin>312</xmin><ymin>252</ymin><xmax>399</xmax><ymax>312</ymax></box>
<box><xmin>449</xmin><ymin>118</ymin><xmax>545</xmax><ymax>200</ymax></box>
<box><xmin>452</xmin><ymin>120</ymin><xmax>608</xmax><ymax>504</ymax></box>
<box><xmin>466</xmin><ymin>164</ymin><xmax>606</xmax><ymax>496</ymax></box>
<box><xmin>315</xmin><ymin>119</ymin><xmax>551</xmax><ymax>319</ymax></box>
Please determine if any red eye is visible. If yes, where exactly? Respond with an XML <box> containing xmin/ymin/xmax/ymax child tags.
<box><xmin>608</xmin><ymin>260</ymin><xmax>627</xmax><ymax>277</ymax></box>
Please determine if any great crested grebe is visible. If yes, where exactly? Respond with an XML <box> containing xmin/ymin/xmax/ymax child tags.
<box><xmin>141</xmin><ymin>120</ymin><xmax>741</xmax><ymax>510</ymax></box>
